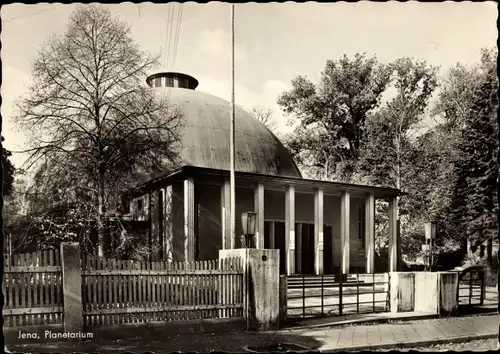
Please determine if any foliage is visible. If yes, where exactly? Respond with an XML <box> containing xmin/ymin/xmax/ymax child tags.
<box><xmin>249</xmin><ymin>105</ymin><xmax>277</xmax><ymax>132</ymax></box>
<box><xmin>357</xmin><ymin>58</ymin><xmax>438</xmax><ymax>259</ymax></box>
<box><xmin>278</xmin><ymin>48</ymin><xmax>497</xmax><ymax>264</ymax></box>
<box><xmin>441</xmin><ymin>48</ymin><xmax>499</xmax><ymax>246</ymax></box>
<box><xmin>278</xmin><ymin>53</ymin><xmax>392</xmax><ymax>182</ymax></box>
<box><xmin>2</xmin><ymin>136</ymin><xmax>16</xmax><ymax>197</ymax></box>
<box><xmin>15</xmin><ymin>5</ymin><xmax>183</xmax><ymax>255</ymax></box>
<box><xmin>459</xmin><ymin>49</ymin><xmax>498</xmax><ymax>243</ymax></box>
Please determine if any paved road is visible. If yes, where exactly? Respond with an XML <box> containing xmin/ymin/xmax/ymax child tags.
<box><xmin>282</xmin><ymin>314</ymin><xmax>500</xmax><ymax>352</ymax></box>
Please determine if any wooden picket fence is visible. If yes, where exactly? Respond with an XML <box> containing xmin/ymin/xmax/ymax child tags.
<box><xmin>81</xmin><ymin>257</ymin><xmax>244</xmax><ymax>326</ymax></box>
<box><xmin>3</xmin><ymin>250</ymin><xmax>64</xmax><ymax>327</ymax></box>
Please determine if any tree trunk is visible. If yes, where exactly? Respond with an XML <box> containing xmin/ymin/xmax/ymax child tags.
<box><xmin>97</xmin><ymin>165</ymin><xmax>106</xmax><ymax>257</ymax></box>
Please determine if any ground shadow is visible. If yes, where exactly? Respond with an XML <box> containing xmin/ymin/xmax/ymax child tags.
<box><xmin>6</xmin><ymin>324</ymin><xmax>324</xmax><ymax>353</ymax></box>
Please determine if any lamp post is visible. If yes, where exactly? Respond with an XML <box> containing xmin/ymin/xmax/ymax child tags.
<box><xmin>241</xmin><ymin>212</ymin><xmax>257</xmax><ymax>248</ymax></box>
<box><xmin>423</xmin><ymin>222</ymin><xmax>436</xmax><ymax>271</ymax></box>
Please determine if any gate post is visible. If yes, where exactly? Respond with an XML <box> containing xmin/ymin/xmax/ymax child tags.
<box><xmin>219</xmin><ymin>249</ymin><xmax>280</xmax><ymax>331</ymax></box>
<box><xmin>279</xmin><ymin>275</ymin><xmax>287</xmax><ymax>325</ymax></box>
<box><xmin>60</xmin><ymin>242</ymin><xmax>83</xmax><ymax>332</ymax></box>
<box><xmin>479</xmin><ymin>270</ymin><xmax>485</xmax><ymax>305</ymax></box>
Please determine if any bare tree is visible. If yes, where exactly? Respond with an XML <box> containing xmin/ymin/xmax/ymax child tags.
<box><xmin>249</xmin><ymin>105</ymin><xmax>278</xmax><ymax>131</ymax></box>
<box><xmin>16</xmin><ymin>5</ymin><xmax>183</xmax><ymax>256</ymax></box>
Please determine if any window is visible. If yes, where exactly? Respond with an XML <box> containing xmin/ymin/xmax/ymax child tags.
<box><xmin>155</xmin><ymin>77</ymin><xmax>162</xmax><ymax>87</ymax></box>
<box><xmin>166</xmin><ymin>77</ymin><xmax>174</xmax><ymax>87</ymax></box>
<box><xmin>137</xmin><ymin>199</ymin><xmax>143</xmax><ymax>213</ymax></box>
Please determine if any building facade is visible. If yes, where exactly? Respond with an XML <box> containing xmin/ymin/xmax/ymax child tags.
<box><xmin>123</xmin><ymin>72</ymin><xmax>402</xmax><ymax>275</ymax></box>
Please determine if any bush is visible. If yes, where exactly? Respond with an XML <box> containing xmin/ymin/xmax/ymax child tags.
<box><xmin>483</xmin><ymin>251</ymin><xmax>499</xmax><ymax>287</ymax></box>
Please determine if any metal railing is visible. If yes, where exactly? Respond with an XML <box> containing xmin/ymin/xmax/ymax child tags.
<box><xmin>286</xmin><ymin>272</ymin><xmax>390</xmax><ymax>319</ymax></box>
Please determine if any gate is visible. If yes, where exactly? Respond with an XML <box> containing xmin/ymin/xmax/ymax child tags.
<box><xmin>286</xmin><ymin>272</ymin><xmax>390</xmax><ymax>319</ymax></box>
<box><xmin>457</xmin><ymin>267</ymin><xmax>485</xmax><ymax>308</ymax></box>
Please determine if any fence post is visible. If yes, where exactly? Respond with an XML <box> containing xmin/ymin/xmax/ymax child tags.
<box><xmin>339</xmin><ymin>276</ymin><xmax>343</xmax><ymax>316</ymax></box>
<box><xmin>60</xmin><ymin>242</ymin><xmax>83</xmax><ymax>332</ymax></box>
<box><xmin>479</xmin><ymin>270</ymin><xmax>485</xmax><ymax>305</ymax></box>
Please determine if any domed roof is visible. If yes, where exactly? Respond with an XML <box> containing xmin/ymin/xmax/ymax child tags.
<box><xmin>148</xmin><ymin>73</ymin><xmax>302</xmax><ymax>178</ymax></box>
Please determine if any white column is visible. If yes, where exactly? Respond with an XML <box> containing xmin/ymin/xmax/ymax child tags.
<box><xmin>254</xmin><ymin>183</ymin><xmax>265</xmax><ymax>249</ymax></box>
<box><xmin>164</xmin><ymin>186</ymin><xmax>174</xmax><ymax>262</ymax></box>
<box><xmin>296</xmin><ymin>223</ymin><xmax>302</xmax><ymax>274</ymax></box>
<box><xmin>340</xmin><ymin>191</ymin><xmax>351</xmax><ymax>275</ymax></box>
<box><xmin>388</xmin><ymin>196</ymin><xmax>399</xmax><ymax>272</ymax></box>
<box><xmin>184</xmin><ymin>178</ymin><xmax>195</xmax><ymax>262</ymax></box>
<box><xmin>221</xmin><ymin>179</ymin><xmax>231</xmax><ymax>249</ymax></box>
<box><xmin>314</xmin><ymin>188</ymin><xmax>324</xmax><ymax>275</ymax></box>
<box><xmin>285</xmin><ymin>185</ymin><xmax>296</xmax><ymax>276</ymax></box>
<box><xmin>365</xmin><ymin>194</ymin><xmax>376</xmax><ymax>273</ymax></box>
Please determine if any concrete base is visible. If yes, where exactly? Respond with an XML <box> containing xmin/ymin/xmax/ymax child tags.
<box><xmin>219</xmin><ymin>248</ymin><xmax>280</xmax><ymax>331</ymax></box>
<box><xmin>390</xmin><ymin>272</ymin><xmax>415</xmax><ymax>313</ymax></box>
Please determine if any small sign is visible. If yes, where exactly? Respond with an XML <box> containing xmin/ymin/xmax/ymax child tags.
<box><xmin>290</xmin><ymin>231</ymin><xmax>295</xmax><ymax>250</ymax></box>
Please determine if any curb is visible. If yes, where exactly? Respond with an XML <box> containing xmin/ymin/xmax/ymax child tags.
<box><xmin>319</xmin><ymin>333</ymin><xmax>498</xmax><ymax>352</ymax></box>
<box><xmin>284</xmin><ymin>314</ymin><xmax>440</xmax><ymax>331</ymax></box>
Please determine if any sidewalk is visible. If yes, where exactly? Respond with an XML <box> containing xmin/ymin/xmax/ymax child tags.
<box><xmin>281</xmin><ymin>313</ymin><xmax>500</xmax><ymax>352</ymax></box>
<box><xmin>285</xmin><ymin>311</ymin><xmax>439</xmax><ymax>330</ymax></box>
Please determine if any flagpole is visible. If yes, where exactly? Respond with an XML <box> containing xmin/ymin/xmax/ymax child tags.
<box><xmin>229</xmin><ymin>3</ymin><xmax>236</xmax><ymax>250</ymax></box>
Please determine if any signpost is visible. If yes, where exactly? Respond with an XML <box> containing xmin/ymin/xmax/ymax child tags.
<box><xmin>229</xmin><ymin>4</ymin><xmax>236</xmax><ymax>250</ymax></box>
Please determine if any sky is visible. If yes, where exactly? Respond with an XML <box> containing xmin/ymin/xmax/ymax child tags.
<box><xmin>1</xmin><ymin>2</ymin><xmax>497</xmax><ymax>169</ymax></box>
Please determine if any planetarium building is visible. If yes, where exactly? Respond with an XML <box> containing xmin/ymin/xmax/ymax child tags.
<box><xmin>125</xmin><ymin>72</ymin><xmax>402</xmax><ymax>276</ymax></box>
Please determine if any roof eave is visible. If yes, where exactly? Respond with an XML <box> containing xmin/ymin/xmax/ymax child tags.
<box><xmin>125</xmin><ymin>165</ymin><xmax>403</xmax><ymax>199</ymax></box>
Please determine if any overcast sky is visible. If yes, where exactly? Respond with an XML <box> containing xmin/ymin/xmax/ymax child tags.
<box><xmin>1</xmin><ymin>2</ymin><xmax>497</xmax><ymax>168</ymax></box>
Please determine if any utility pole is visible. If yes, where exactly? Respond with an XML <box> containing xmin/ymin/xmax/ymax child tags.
<box><xmin>229</xmin><ymin>4</ymin><xmax>236</xmax><ymax>249</ymax></box>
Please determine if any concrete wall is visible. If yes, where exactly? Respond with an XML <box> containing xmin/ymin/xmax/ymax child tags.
<box><xmin>439</xmin><ymin>272</ymin><xmax>459</xmax><ymax>316</ymax></box>
<box><xmin>390</xmin><ymin>272</ymin><xmax>415</xmax><ymax>312</ymax></box>
<box><xmin>390</xmin><ymin>271</ymin><xmax>459</xmax><ymax>316</ymax></box>
<box><xmin>414</xmin><ymin>272</ymin><xmax>439</xmax><ymax>313</ymax></box>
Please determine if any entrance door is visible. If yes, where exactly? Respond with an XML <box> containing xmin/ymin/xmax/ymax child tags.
<box><xmin>323</xmin><ymin>225</ymin><xmax>333</xmax><ymax>274</ymax></box>
<box><xmin>265</xmin><ymin>221</ymin><xmax>287</xmax><ymax>275</ymax></box>
<box><xmin>301</xmin><ymin>224</ymin><xmax>315</xmax><ymax>274</ymax></box>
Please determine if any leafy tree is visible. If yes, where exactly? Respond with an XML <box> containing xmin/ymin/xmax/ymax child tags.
<box><xmin>278</xmin><ymin>53</ymin><xmax>392</xmax><ymax>182</ymax></box>
<box><xmin>2</xmin><ymin>137</ymin><xmax>15</xmax><ymax>197</ymax></box>
<box><xmin>15</xmin><ymin>5</ymin><xmax>183</xmax><ymax>256</ymax></box>
<box><xmin>431</xmin><ymin>48</ymin><xmax>498</xmax><ymax>253</ymax></box>
<box><xmin>358</xmin><ymin>58</ymin><xmax>438</xmax><ymax>259</ymax></box>
<box><xmin>457</xmin><ymin>49</ymin><xmax>498</xmax><ymax>245</ymax></box>
<box><xmin>249</xmin><ymin>106</ymin><xmax>277</xmax><ymax>131</ymax></box>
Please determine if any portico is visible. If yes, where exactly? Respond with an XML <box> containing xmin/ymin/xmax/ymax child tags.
<box><xmin>127</xmin><ymin>165</ymin><xmax>402</xmax><ymax>275</ymax></box>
